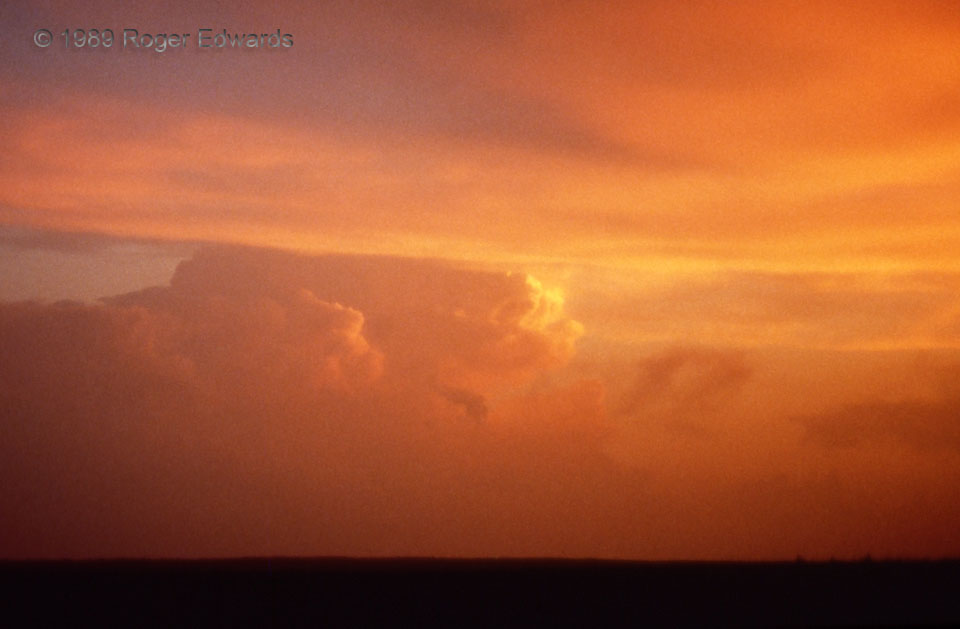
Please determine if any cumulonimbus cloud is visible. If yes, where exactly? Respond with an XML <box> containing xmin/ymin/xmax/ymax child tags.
<box><xmin>3</xmin><ymin>244</ymin><xmax>960</xmax><ymax>560</ymax></box>
<box><xmin>0</xmin><ymin>245</ymin><xmax>593</xmax><ymax>557</ymax></box>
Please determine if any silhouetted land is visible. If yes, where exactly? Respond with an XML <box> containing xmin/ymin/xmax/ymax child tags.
<box><xmin>2</xmin><ymin>558</ymin><xmax>959</xmax><ymax>627</ymax></box>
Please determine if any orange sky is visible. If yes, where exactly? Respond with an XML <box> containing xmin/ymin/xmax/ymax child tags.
<box><xmin>2</xmin><ymin>1</ymin><xmax>960</xmax><ymax>560</ymax></box>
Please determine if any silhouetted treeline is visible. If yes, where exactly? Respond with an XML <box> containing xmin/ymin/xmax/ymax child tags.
<box><xmin>1</xmin><ymin>558</ymin><xmax>959</xmax><ymax>627</ymax></box>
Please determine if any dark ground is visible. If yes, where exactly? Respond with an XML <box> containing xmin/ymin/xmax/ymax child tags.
<box><xmin>1</xmin><ymin>558</ymin><xmax>959</xmax><ymax>627</ymax></box>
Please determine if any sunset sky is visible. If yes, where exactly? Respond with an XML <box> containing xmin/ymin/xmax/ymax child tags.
<box><xmin>2</xmin><ymin>0</ymin><xmax>960</xmax><ymax>560</ymax></box>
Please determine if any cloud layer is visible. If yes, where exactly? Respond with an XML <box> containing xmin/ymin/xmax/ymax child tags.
<box><xmin>3</xmin><ymin>1</ymin><xmax>960</xmax><ymax>270</ymax></box>
<box><xmin>3</xmin><ymin>246</ymin><xmax>960</xmax><ymax>560</ymax></box>
<box><xmin>0</xmin><ymin>246</ymin><xmax>595</xmax><ymax>557</ymax></box>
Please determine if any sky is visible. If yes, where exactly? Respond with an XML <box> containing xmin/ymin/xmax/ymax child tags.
<box><xmin>1</xmin><ymin>0</ymin><xmax>960</xmax><ymax>560</ymax></box>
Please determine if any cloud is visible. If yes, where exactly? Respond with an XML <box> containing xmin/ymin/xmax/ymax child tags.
<box><xmin>598</xmin><ymin>346</ymin><xmax>754</xmax><ymax>477</ymax></box>
<box><xmin>568</xmin><ymin>269</ymin><xmax>960</xmax><ymax>349</ymax></box>
<box><xmin>0</xmin><ymin>245</ymin><xmax>596</xmax><ymax>557</ymax></box>
<box><xmin>3</xmin><ymin>244</ymin><xmax>960</xmax><ymax>560</ymax></box>
<box><xmin>0</xmin><ymin>225</ymin><xmax>182</xmax><ymax>254</ymax></box>
<box><xmin>618</xmin><ymin>347</ymin><xmax>751</xmax><ymax>419</ymax></box>
<box><xmin>132</xmin><ymin>245</ymin><xmax>584</xmax><ymax>393</ymax></box>
<box><xmin>438</xmin><ymin>386</ymin><xmax>488</xmax><ymax>422</ymax></box>
<box><xmin>10</xmin><ymin>2</ymin><xmax>960</xmax><ymax>273</ymax></box>
<box><xmin>796</xmin><ymin>369</ymin><xmax>960</xmax><ymax>452</ymax></box>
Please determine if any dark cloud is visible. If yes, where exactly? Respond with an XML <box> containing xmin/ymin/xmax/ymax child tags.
<box><xmin>0</xmin><ymin>224</ymin><xmax>195</xmax><ymax>255</ymax></box>
<box><xmin>439</xmin><ymin>386</ymin><xmax>489</xmax><ymax>422</ymax></box>
<box><xmin>0</xmin><ymin>1</ymin><xmax>710</xmax><ymax>171</ymax></box>
<box><xmin>617</xmin><ymin>347</ymin><xmax>751</xmax><ymax>428</ymax></box>
<box><xmin>3</xmin><ymin>245</ymin><xmax>960</xmax><ymax>559</ymax></box>
<box><xmin>797</xmin><ymin>379</ymin><xmax>960</xmax><ymax>452</ymax></box>
<box><xmin>0</xmin><ymin>245</ymin><xmax>596</xmax><ymax>557</ymax></box>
